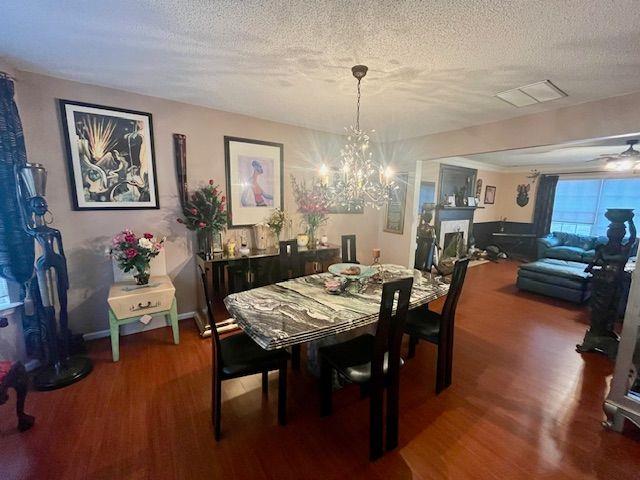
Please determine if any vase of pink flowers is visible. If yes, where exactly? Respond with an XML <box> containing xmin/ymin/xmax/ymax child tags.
<box><xmin>111</xmin><ymin>230</ymin><xmax>165</xmax><ymax>285</ymax></box>
<box><xmin>177</xmin><ymin>180</ymin><xmax>228</xmax><ymax>258</ymax></box>
<box><xmin>291</xmin><ymin>175</ymin><xmax>330</xmax><ymax>249</ymax></box>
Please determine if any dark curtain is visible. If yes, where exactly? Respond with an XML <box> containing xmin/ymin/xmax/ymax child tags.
<box><xmin>532</xmin><ymin>174</ymin><xmax>559</xmax><ymax>237</ymax></box>
<box><xmin>0</xmin><ymin>73</ymin><xmax>33</xmax><ymax>283</ymax></box>
<box><xmin>0</xmin><ymin>73</ymin><xmax>45</xmax><ymax>360</ymax></box>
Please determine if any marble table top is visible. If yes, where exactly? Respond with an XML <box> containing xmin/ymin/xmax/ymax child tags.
<box><xmin>224</xmin><ymin>264</ymin><xmax>450</xmax><ymax>350</ymax></box>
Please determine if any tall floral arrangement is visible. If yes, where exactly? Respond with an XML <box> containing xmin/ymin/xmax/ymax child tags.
<box><xmin>291</xmin><ymin>175</ymin><xmax>330</xmax><ymax>246</ymax></box>
<box><xmin>177</xmin><ymin>180</ymin><xmax>227</xmax><ymax>254</ymax></box>
<box><xmin>111</xmin><ymin>230</ymin><xmax>165</xmax><ymax>285</ymax></box>
<box><xmin>265</xmin><ymin>208</ymin><xmax>289</xmax><ymax>240</ymax></box>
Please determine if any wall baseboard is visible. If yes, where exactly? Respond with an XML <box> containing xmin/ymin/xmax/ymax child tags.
<box><xmin>82</xmin><ymin>312</ymin><xmax>195</xmax><ymax>342</ymax></box>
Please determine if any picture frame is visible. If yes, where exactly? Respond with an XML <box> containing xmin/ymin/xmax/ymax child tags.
<box><xmin>467</xmin><ymin>197</ymin><xmax>476</xmax><ymax>207</ymax></box>
<box><xmin>384</xmin><ymin>172</ymin><xmax>409</xmax><ymax>234</ymax></box>
<box><xmin>59</xmin><ymin>99</ymin><xmax>159</xmax><ymax>210</ymax></box>
<box><xmin>484</xmin><ymin>185</ymin><xmax>497</xmax><ymax>205</ymax></box>
<box><xmin>224</xmin><ymin>136</ymin><xmax>284</xmax><ymax>228</ymax></box>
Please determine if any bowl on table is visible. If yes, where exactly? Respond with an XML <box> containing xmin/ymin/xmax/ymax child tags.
<box><xmin>328</xmin><ymin>263</ymin><xmax>376</xmax><ymax>281</ymax></box>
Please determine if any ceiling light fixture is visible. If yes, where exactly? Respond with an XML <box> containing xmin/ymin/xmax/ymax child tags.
<box><xmin>319</xmin><ymin>65</ymin><xmax>395</xmax><ymax>211</ymax></box>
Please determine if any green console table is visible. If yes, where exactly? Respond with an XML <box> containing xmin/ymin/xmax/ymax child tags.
<box><xmin>107</xmin><ymin>275</ymin><xmax>179</xmax><ymax>362</ymax></box>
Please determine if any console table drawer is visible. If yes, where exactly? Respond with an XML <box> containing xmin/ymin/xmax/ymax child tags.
<box><xmin>108</xmin><ymin>276</ymin><xmax>176</xmax><ymax>320</ymax></box>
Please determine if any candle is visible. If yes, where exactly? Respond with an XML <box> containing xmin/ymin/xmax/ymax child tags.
<box><xmin>372</xmin><ymin>248</ymin><xmax>381</xmax><ymax>259</ymax></box>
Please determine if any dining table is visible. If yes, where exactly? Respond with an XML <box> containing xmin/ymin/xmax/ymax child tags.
<box><xmin>224</xmin><ymin>264</ymin><xmax>450</xmax><ymax>370</ymax></box>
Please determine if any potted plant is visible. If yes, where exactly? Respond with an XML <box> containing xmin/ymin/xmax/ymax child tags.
<box><xmin>110</xmin><ymin>230</ymin><xmax>165</xmax><ymax>285</ymax></box>
<box><xmin>291</xmin><ymin>175</ymin><xmax>329</xmax><ymax>248</ymax></box>
<box><xmin>177</xmin><ymin>180</ymin><xmax>228</xmax><ymax>257</ymax></box>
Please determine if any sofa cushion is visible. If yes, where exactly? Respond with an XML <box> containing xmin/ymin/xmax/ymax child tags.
<box><xmin>546</xmin><ymin>246</ymin><xmax>585</xmax><ymax>262</ymax></box>
<box><xmin>582</xmin><ymin>249</ymin><xmax>597</xmax><ymax>263</ymax></box>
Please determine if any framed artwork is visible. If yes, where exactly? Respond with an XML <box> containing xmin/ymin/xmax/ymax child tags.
<box><xmin>384</xmin><ymin>172</ymin><xmax>409</xmax><ymax>234</ymax></box>
<box><xmin>59</xmin><ymin>100</ymin><xmax>159</xmax><ymax>210</ymax></box>
<box><xmin>224</xmin><ymin>136</ymin><xmax>284</xmax><ymax>227</ymax></box>
<box><xmin>484</xmin><ymin>185</ymin><xmax>497</xmax><ymax>205</ymax></box>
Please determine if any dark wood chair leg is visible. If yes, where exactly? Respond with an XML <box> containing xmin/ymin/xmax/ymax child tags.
<box><xmin>213</xmin><ymin>373</ymin><xmax>222</xmax><ymax>441</ymax></box>
<box><xmin>291</xmin><ymin>345</ymin><xmax>301</xmax><ymax>370</ymax></box>
<box><xmin>369</xmin><ymin>382</ymin><xmax>384</xmax><ymax>461</ymax></box>
<box><xmin>14</xmin><ymin>364</ymin><xmax>34</xmax><ymax>432</ymax></box>
<box><xmin>278</xmin><ymin>361</ymin><xmax>287</xmax><ymax>425</ymax></box>
<box><xmin>435</xmin><ymin>344</ymin><xmax>448</xmax><ymax>395</ymax></box>
<box><xmin>320</xmin><ymin>357</ymin><xmax>332</xmax><ymax>416</ymax></box>
<box><xmin>1</xmin><ymin>363</ymin><xmax>34</xmax><ymax>432</ymax></box>
<box><xmin>386</xmin><ymin>373</ymin><xmax>400</xmax><ymax>451</ymax></box>
<box><xmin>408</xmin><ymin>336</ymin><xmax>418</xmax><ymax>359</ymax></box>
<box><xmin>262</xmin><ymin>370</ymin><xmax>269</xmax><ymax>395</ymax></box>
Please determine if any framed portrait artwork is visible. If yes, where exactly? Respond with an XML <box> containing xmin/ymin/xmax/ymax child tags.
<box><xmin>59</xmin><ymin>100</ymin><xmax>159</xmax><ymax>210</ymax></box>
<box><xmin>224</xmin><ymin>136</ymin><xmax>284</xmax><ymax>228</ymax></box>
<box><xmin>484</xmin><ymin>185</ymin><xmax>497</xmax><ymax>205</ymax></box>
<box><xmin>384</xmin><ymin>172</ymin><xmax>409</xmax><ymax>234</ymax></box>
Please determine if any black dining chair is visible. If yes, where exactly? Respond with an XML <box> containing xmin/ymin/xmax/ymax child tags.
<box><xmin>278</xmin><ymin>240</ymin><xmax>304</xmax><ymax>369</ymax></box>
<box><xmin>414</xmin><ymin>237</ymin><xmax>436</xmax><ymax>273</ymax></box>
<box><xmin>199</xmin><ymin>265</ymin><xmax>289</xmax><ymax>441</ymax></box>
<box><xmin>279</xmin><ymin>240</ymin><xmax>303</xmax><ymax>280</ymax></box>
<box><xmin>319</xmin><ymin>277</ymin><xmax>413</xmax><ymax>460</ymax></box>
<box><xmin>404</xmin><ymin>257</ymin><xmax>469</xmax><ymax>394</ymax></box>
<box><xmin>341</xmin><ymin>234</ymin><xmax>359</xmax><ymax>264</ymax></box>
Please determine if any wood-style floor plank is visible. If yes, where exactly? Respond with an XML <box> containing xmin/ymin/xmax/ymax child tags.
<box><xmin>1</xmin><ymin>261</ymin><xmax>639</xmax><ymax>479</ymax></box>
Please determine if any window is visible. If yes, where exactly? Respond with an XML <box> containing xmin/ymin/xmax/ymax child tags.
<box><xmin>551</xmin><ymin>177</ymin><xmax>640</xmax><ymax>236</ymax></box>
<box><xmin>0</xmin><ymin>278</ymin><xmax>9</xmax><ymax>306</ymax></box>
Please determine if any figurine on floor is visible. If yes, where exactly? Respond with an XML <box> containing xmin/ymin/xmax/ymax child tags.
<box><xmin>0</xmin><ymin>361</ymin><xmax>34</xmax><ymax>432</ymax></box>
<box><xmin>577</xmin><ymin>208</ymin><xmax>636</xmax><ymax>359</ymax></box>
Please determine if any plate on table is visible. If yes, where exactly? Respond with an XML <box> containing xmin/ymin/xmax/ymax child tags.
<box><xmin>328</xmin><ymin>263</ymin><xmax>375</xmax><ymax>281</ymax></box>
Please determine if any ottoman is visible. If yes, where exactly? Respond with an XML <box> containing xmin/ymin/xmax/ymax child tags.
<box><xmin>516</xmin><ymin>258</ymin><xmax>591</xmax><ymax>303</ymax></box>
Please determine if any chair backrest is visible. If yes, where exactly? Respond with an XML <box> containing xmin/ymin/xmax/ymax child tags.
<box><xmin>198</xmin><ymin>265</ymin><xmax>223</xmax><ymax>369</ymax></box>
<box><xmin>414</xmin><ymin>237</ymin><xmax>435</xmax><ymax>272</ymax></box>
<box><xmin>341</xmin><ymin>235</ymin><xmax>358</xmax><ymax>263</ymax></box>
<box><xmin>441</xmin><ymin>257</ymin><xmax>470</xmax><ymax>326</ymax></box>
<box><xmin>372</xmin><ymin>277</ymin><xmax>414</xmax><ymax>381</ymax></box>
<box><xmin>279</xmin><ymin>240</ymin><xmax>301</xmax><ymax>280</ymax></box>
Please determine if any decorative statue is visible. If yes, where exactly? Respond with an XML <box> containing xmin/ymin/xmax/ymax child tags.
<box><xmin>19</xmin><ymin>163</ymin><xmax>92</xmax><ymax>389</ymax></box>
<box><xmin>577</xmin><ymin>208</ymin><xmax>636</xmax><ymax>359</ymax></box>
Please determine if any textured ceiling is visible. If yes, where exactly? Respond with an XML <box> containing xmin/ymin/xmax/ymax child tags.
<box><xmin>2</xmin><ymin>1</ymin><xmax>640</xmax><ymax>140</ymax></box>
<box><xmin>460</xmin><ymin>132</ymin><xmax>640</xmax><ymax>168</ymax></box>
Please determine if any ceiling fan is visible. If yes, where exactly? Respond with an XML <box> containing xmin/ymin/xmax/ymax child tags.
<box><xmin>588</xmin><ymin>139</ymin><xmax>640</xmax><ymax>171</ymax></box>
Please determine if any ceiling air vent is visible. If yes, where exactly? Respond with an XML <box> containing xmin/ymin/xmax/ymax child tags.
<box><xmin>495</xmin><ymin>80</ymin><xmax>567</xmax><ymax>107</ymax></box>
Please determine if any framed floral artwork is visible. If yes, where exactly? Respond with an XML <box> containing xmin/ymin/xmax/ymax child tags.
<box><xmin>224</xmin><ymin>136</ymin><xmax>284</xmax><ymax>228</ymax></box>
<box><xmin>59</xmin><ymin>100</ymin><xmax>159</xmax><ymax>210</ymax></box>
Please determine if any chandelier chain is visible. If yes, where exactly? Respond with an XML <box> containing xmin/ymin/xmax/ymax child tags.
<box><xmin>356</xmin><ymin>78</ymin><xmax>361</xmax><ymax>132</ymax></box>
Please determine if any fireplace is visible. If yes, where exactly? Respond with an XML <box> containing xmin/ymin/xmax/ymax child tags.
<box><xmin>434</xmin><ymin>206</ymin><xmax>478</xmax><ymax>253</ymax></box>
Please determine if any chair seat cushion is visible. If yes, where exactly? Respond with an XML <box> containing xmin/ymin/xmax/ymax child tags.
<box><xmin>404</xmin><ymin>308</ymin><xmax>441</xmax><ymax>343</ymax></box>
<box><xmin>319</xmin><ymin>334</ymin><xmax>403</xmax><ymax>384</ymax></box>
<box><xmin>220</xmin><ymin>332</ymin><xmax>289</xmax><ymax>377</ymax></box>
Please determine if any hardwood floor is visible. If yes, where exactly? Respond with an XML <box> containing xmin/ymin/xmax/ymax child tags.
<box><xmin>1</xmin><ymin>261</ymin><xmax>639</xmax><ymax>479</ymax></box>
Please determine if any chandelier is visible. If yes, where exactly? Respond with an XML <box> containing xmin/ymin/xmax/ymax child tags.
<box><xmin>319</xmin><ymin>65</ymin><xmax>395</xmax><ymax>211</ymax></box>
